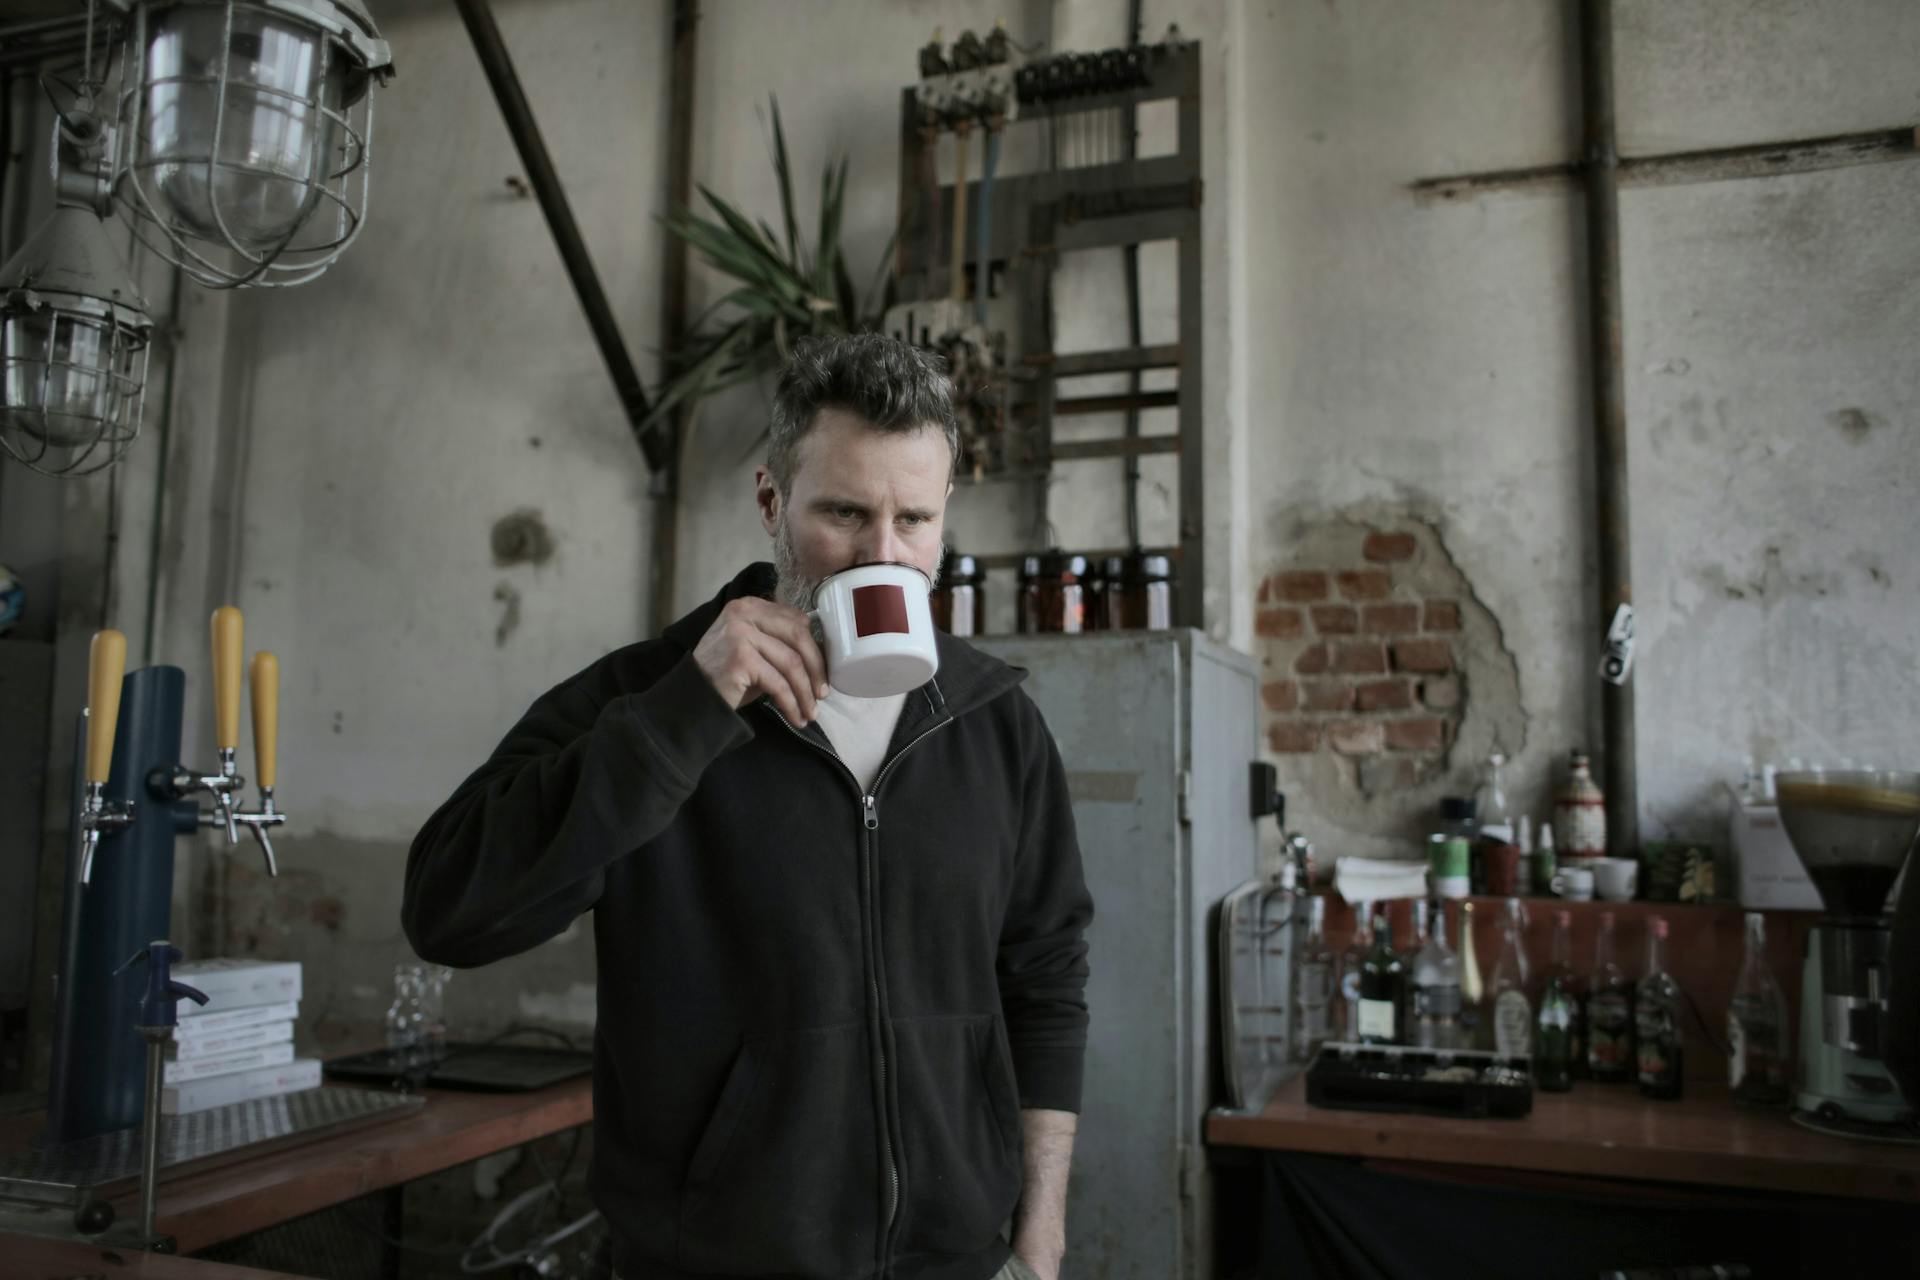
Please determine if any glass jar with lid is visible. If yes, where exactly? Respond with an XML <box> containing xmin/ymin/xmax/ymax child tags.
<box><xmin>1017</xmin><ymin>550</ymin><xmax>1088</xmax><ymax>634</ymax></box>
<box><xmin>1096</xmin><ymin>550</ymin><xmax>1175</xmax><ymax>630</ymax></box>
<box><xmin>930</xmin><ymin>552</ymin><xmax>985</xmax><ymax>637</ymax></box>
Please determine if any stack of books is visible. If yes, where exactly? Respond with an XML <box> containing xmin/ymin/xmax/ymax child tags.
<box><xmin>162</xmin><ymin>958</ymin><xmax>320</xmax><ymax>1115</ymax></box>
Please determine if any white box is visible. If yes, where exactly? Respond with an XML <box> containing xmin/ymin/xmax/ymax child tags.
<box><xmin>169</xmin><ymin>1020</ymin><xmax>294</xmax><ymax>1061</ymax></box>
<box><xmin>170</xmin><ymin>958</ymin><xmax>302</xmax><ymax>1013</ymax></box>
<box><xmin>162</xmin><ymin>1041</ymin><xmax>295</xmax><ymax>1085</ymax></box>
<box><xmin>176</xmin><ymin>1000</ymin><xmax>299</xmax><ymax>1036</ymax></box>
<box><xmin>162</xmin><ymin>1058</ymin><xmax>323</xmax><ymax>1116</ymax></box>
<box><xmin>1730</xmin><ymin>801</ymin><xmax>1822</xmax><ymax>911</ymax></box>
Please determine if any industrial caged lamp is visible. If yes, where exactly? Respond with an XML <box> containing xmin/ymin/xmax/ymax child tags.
<box><xmin>109</xmin><ymin>0</ymin><xmax>396</xmax><ymax>288</ymax></box>
<box><xmin>0</xmin><ymin>0</ymin><xmax>395</xmax><ymax>476</ymax></box>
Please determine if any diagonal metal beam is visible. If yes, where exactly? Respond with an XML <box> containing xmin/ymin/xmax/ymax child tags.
<box><xmin>453</xmin><ymin>0</ymin><xmax>668</xmax><ymax>474</ymax></box>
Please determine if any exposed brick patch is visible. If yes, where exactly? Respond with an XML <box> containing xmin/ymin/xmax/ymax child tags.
<box><xmin>1424</xmin><ymin>600</ymin><xmax>1461</xmax><ymax>632</ymax></box>
<box><xmin>1336</xmin><ymin>569</ymin><xmax>1393</xmax><ymax>601</ymax></box>
<box><xmin>1391</xmin><ymin>638</ymin><xmax>1453</xmax><ymax>673</ymax></box>
<box><xmin>1332</xmin><ymin>641</ymin><xmax>1388</xmax><ymax>675</ymax></box>
<box><xmin>1257</xmin><ymin>577</ymin><xmax>1271</xmax><ymax>604</ymax></box>
<box><xmin>1294</xmin><ymin>643</ymin><xmax>1331</xmax><ymax>675</ymax></box>
<box><xmin>1363</xmin><ymin>531</ymin><xmax>1418</xmax><ymax>562</ymax></box>
<box><xmin>1328</xmin><ymin>722</ymin><xmax>1387</xmax><ymax>756</ymax></box>
<box><xmin>1385</xmin><ymin>718</ymin><xmax>1449</xmax><ymax>752</ymax></box>
<box><xmin>1303</xmin><ymin>681</ymin><xmax>1356</xmax><ymax>713</ymax></box>
<box><xmin>1355</xmin><ymin>678</ymin><xmax>1413</xmax><ymax>712</ymax></box>
<box><xmin>1255</xmin><ymin>607</ymin><xmax>1305</xmax><ymax>638</ymax></box>
<box><xmin>1275</xmin><ymin>571</ymin><xmax>1330</xmax><ymax>602</ymax></box>
<box><xmin>1420</xmin><ymin>674</ymin><xmax>1463</xmax><ymax>710</ymax></box>
<box><xmin>1311</xmin><ymin>605</ymin><xmax>1358</xmax><ymax>634</ymax></box>
<box><xmin>1261</xmin><ymin>681</ymin><xmax>1299</xmax><ymax>712</ymax></box>
<box><xmin>1361</xmin><ymin>603</ymin><xmax>1421</xmax><ymax>635</ymax></box>
<box><xmin>1269</xmin><ymin>721</ymin><xmax>1320</xmax><ymax>754</ymax></box>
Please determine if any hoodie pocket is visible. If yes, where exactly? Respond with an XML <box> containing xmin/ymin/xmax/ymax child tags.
<box><xmin>676</xmin><ymin>1022</ymin><xmax>879</xmax><ymax>1276</ymax></box>
<box><xmin>891</xmin><ymin>1014</ymin><xmax>1024</xmax><ymax>1260</ymax></box>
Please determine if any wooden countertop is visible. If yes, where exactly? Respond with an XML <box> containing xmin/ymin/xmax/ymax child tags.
<box><xmin>1</xmin><ymin>1078</ymin><xmax>593</xmax><ymax>1258</ymax></box>
<box><xmin>142</xmin><ymin>1079</ymin><xmax>593</xmax><ymax>1253</ymax></box>
<box><xmin>2</xmin><ymin>1231</ymin><xmax>314</xmax><ymax>1280</ymax></box>
<box><xmin>1207</xmin><ymin>1074</ymin><xmax>1920</xmax><ymax>1203</ymax></box>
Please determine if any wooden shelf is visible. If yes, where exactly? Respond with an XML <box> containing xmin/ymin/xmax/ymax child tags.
<box><xmin>1208</xmin><ymin>1074</ymin><xmax>1920</xmax><ymax>1203</ymax></box>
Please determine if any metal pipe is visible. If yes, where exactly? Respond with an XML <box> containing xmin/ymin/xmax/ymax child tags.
<box><xmin>1120</xmin><ymin>0</ymin><xmax>1144</xmax><ymax>548</ymax></box>
<box><xmin>648</xmin><ymin>0</ymin><xmax>697</xmax><ymax>635</ymax></box>
<box><xmin>138</xmin><ymin>1028</ymin><xmax>166</xmax><ymax>1242</ymax></box>
<box><xmin>451</xmin><ymin>0</ymin><xmax>667</xmax><ymax>474</ymax></box>
<box><xmin>1580</xmin><ymin>0</ymin><xmax>1637</xmax><ymax>854</ymax></box>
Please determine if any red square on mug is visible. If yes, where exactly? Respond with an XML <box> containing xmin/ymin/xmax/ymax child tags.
<box><xmin>852</xmin><ymin>584</ymin><xmax>911</xmax><ymax>637</ymax></box>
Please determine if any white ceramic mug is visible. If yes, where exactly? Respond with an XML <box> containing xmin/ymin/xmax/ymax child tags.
<box><xmin>1591</xmin><ymin>856</ymin><xmax>1639</xmax><ymax>902</ymax></box>
<box><xmin>809</xmin><ymin>563</ymin><xmax>940</xmax><ymax>698</ymax></box>
<box><xmin>1550</xmin><ymin>866</ymin><xmax>1596</xmax><ymax>901</ymax></box>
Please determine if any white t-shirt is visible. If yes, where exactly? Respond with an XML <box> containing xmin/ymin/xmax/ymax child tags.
<box><xmin>813</xmin><ymin>690</ymin><xmax>907</xmax><ymax>793</ymax></box>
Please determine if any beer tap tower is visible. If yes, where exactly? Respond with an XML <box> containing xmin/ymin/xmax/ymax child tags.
<box><xmin>48</xmin><ymin>607</ymin><xmax>286</xmax><ymax>1144</ymax></box>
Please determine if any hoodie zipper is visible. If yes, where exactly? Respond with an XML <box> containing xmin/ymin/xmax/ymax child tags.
<box><xmin>764</xmin><ymin>700</ymin><xmax>952</xmax><ymax>1276</ymax></box>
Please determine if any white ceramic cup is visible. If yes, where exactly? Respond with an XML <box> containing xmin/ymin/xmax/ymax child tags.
<box><xmin>809</xmin><ymin>562</ymin><xmax>940</xmax><ymax>698</ymax></box>
<box><xmin>1591</xmin><ymin>857</ymin><xmax>1639</xmax><ymax>902</ymax></box>
<box><xmin>1550</xmin><ymin>866</ymin><xmax>1596</xmax><ymax>901</ymax></box>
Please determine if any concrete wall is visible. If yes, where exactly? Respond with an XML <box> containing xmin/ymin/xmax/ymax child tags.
<box><xmin>1240</xmin><ymin>0</ymin><xmax>1920</xmax><ymax>859</ymax></box>
<box><xmin>13</xmin><ymin>0</ymin><xmax>1919</xmax><ymax>1063</ymax></box>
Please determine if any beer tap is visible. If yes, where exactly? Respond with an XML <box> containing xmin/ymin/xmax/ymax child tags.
<box><xmin>78</xmin><ymin>630</ymin><xmax>135</xmax><ymax>885</ymax></box>
<box><xmin>229</xmin><ymin>652</ymin><xmax>286</xmax><ymax>875</ymax></box>
<box><xmin>151</xmin><ymin>607</ymin><xmax>247</xmax><ymax>844</ymax></box>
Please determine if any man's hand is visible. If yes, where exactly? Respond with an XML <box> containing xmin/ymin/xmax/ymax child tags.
<box><xmin>691</xmin><ymin>597</ymin><xmax>829</xmax><ymax>724</ymax></box>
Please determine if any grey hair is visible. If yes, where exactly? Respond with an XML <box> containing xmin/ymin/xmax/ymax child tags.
<box><xmin>766</xmin><ymin>333</ymin><xmax>960</xmax><ymax>495</ymax></box>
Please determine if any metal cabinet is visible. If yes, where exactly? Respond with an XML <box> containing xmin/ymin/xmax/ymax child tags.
<box><xmin>975</xmin><ymin>630</ymin><xmax>1260</xmax><ymax>1280</ymax></box>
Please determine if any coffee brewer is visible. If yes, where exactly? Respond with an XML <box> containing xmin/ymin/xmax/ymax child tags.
<box><xmin>1775</xmin><ymin>771</ymin><xmax>1920</xmax><ymax>1137</ymax></box>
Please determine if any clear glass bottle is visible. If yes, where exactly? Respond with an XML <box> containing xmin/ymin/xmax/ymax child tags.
<box><xmin>1728</xmin><ymin>911</ymin><xmax>1791</xmax><ymax>1107</ymax></box>
<box><xmin>386</xmin><ymin>962</ymin><xmax>425</xmax><ymax>1064</ymax></box>
<box><xmin>1292</xmin><ymin>896</ymin><xmax>1335</xmax><ymax>1063</ymax></box>
<box><xmin>1585</xmin><ymin>911</ymin><xmax>1634</xmax><ymax>1082</ymax></box>
<box><xmin>1534</xmin><ymin>910</ymin><xmax>1579</xmax><ymax>1091</ymax></box>
<box><xmin>1490</xmin><ymin>899</ymin><xmax>1532</xmax><ymax>1058</ymax></box>
<box><xmin>1338</xmin><ymin>901</ymin><xmax>1373</xmax><ymax>1040</ymax></box>
<box><xmin>1356</xmin><ymin>909</ymin><xmax>1405</xmax><ymax>1045</ymax></box>
<box><xmin>1411</xmin><ymin>899</ymin><xmax>1463</xmax><ymax>1050</ymax></box>
<box><xmin>1458</xmin><ymin>900</ymin><xmax>1486</xmax><ymax>1049</ymax></box>
<box><xmin>1475</xmin><ymin>752</ymin><xmax>1513</xmax><ymax>843</ymax></box>
<box><xmin>1635</xmin><ymin>916</ymin><xmax>1684</xmax><ymax>1099</ymax></box>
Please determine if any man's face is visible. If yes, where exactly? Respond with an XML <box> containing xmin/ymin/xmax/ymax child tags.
<box><xmin>759</xmin><ymin>406</ymin><xmax>952</xmax><ymax>610</ymax></box>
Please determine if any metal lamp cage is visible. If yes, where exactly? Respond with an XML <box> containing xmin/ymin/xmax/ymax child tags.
<box><xmin>111</xmin><ymin>0</ymin><xmax>393</xmax><ymax>289</ymax></box>
<box><xmin>0</xmin><ymin>289</ymin><xmax>152</xmax><ymax>477</ymax></box>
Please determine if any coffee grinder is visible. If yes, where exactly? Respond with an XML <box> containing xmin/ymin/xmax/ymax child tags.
<box><xmin>1774</xmin><ymin>770</ymin><xmax>1920</xmax><ymax>1137</ymax></box>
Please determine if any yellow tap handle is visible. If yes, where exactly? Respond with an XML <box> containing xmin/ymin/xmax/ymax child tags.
<box><xmin>85</xmin><ymin>629</ymin><xmax>127</xmax><ymax>786</ymax></box>
<box><xmin>250</xmin><ymin>651</ymin><xmax>279</xmax><ymax>791</ymax></box>
<box><xmin>212</xmin><ymin>606</ymin><xmax>243</xmax><ymax>752</ymax></box>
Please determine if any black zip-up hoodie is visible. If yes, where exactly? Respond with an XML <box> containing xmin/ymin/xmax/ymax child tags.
<box><xmin>402</xmin><ymin>564</ymin><xmax>1094</xmax><ymax>1280</ymax></box>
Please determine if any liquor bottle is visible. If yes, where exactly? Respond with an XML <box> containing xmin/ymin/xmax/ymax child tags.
<box><xmin>1411</xmin><ymin>900</ymin><xmax>1463</xmax><ymax>1049</ymax></box>
<box><xmin>1555</xmin><ymin>751</ymin><xmax>1607</xmax><ymax>859</ymax></box>
<box><xmin>1356</xmin><ymin>910</ymin><xmax>1406</xmax><ymax>1045</ymax></box>
<box><xmin>1458</xmin><ymin>900</ymin><xmax>1486</xmax><ymax>1049</ymax></box>
<box><xmin>1490</xmin><ymin>898</ymin><xmax>1532</xmax><ymax>1058</ymax></box>
<box><xmin>1585</xmin><ymin>911</ymin><xmax>1634</xmax><ymax>1082</ymax></box>
<box><xmin>1534</xmin><ymin>910</ymin><xmax>1581</xmax><ymax>1091</ymax></box>
<box><xmin>1292</xmin><ymin>896</ymin><xmax>1335</xmax><ymax>1063</ymax></box>
<box><xmin>1534</xmin><ymin>821</ymin><xmax>1558</xmax><ymax>896</ymax></box>
<box><xmin>1635</xmin><ymin>916</ymin><xmax>1685</xmax><ymax>1099</ymax></box>
<box><xmin>1728</xmin><ymin>911</ymin><xmax>1791</xmax><ymax>1107</ymax></box>
<box><xmin>1475</xmin><ymin>752</ymin><xmax>1513</xmax><ymax>842</ymax></box>
<box><xmin>1337</xmin><ymin>902</ymin><xmax>1373</xmax><ymax>1040</ymax></box>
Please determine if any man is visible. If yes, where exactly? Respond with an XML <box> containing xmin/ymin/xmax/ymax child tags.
<box><xmin>403</xmin><ymin>333</ymin><xmax>1094</xmax><ymax>1280</ymax></box>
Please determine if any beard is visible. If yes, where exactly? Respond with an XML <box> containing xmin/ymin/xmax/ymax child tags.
<box><xmin>771</xmin><ymin>513</ymin><xmax>948</xmax><ymax>613</ymax></box>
